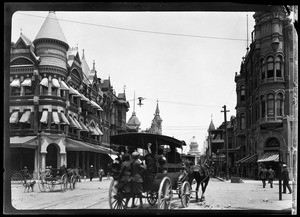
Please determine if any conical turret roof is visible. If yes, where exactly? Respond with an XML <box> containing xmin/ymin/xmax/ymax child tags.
<box><xmin>34</xmin><ymin>11</ymin><xmax>68</xmax><ymax>47</ymax></box>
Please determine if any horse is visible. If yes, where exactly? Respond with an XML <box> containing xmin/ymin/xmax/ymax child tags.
<box><xmin>185</xmin><ymin>161</ymin><xmax>212</xmax><ymax>202</ymax></box>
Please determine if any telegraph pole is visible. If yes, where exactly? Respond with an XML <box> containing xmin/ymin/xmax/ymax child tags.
<box><xmin>221</xmin><ymin>105</ymin><xmax>230</xmax><ymax>181</ymax></box>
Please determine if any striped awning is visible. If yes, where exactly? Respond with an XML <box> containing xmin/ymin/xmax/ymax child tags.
<box><xmin>21</xmin><ymin>78</ymin><xmax>32</xmax><ymax>87</ymax></box>
<box><xmin>40</xmin><ymin>110</ymin><xmax>48</xmax><ymax>124</ymax></box>
<box><xmin>68</xmin><ymin>116</ymin><xmax>80</xmax><ymax>129</ymax></box>
<box><xmin>60</xmin><ymin>80</ymin><xmax>70</xmax><ymax>90</ymax></box>
<box><xmin>52</xmin><ymin>78</ymin><xmax>60</xmax><ymax>88</ymax></box>
<box><xmin>60</xmin><ymin>112</ymin><xmax>70</xmax><ymax>125</ymax></box>
<box><xmin>19</xmin><ymin>111</ymin><xmax>31</xmax><ymax>123</ymax></box>
<box><xmin>90</xmin><ymin>100</ymin><xmax>103</xmax><ymax>111</ymax></box>
<box><xmin>66</xmin><ymin>138</ymin><xmax>116</xmax><ymax>154</ymax></box>
<box><xmin>88</xmin><ymin>126</ymin><xmax>99</xmax><ymax>135</ymax></box>
<box><xmin>10</xmin><ymin>111</ymin><xmax>19</xmax><ymax>123</ymax></box>
<box><xmin>52</xmin><ymin>111</ymin><xmax>60</xmax><ymax>124</ymax></box>
<box><xmin>257</xmin><ymin>152</ymin><xmax>279</xmax><ymax>163</ymax></box>
<box><xmin>236</xmin><ymin>153</ymin><xmax>258</xmax><ymax>164</ymax></box>
<box><xmin>95</xmin><ymin>125</ymin><xmax>103</xmax><ymax>135</ymax></box>
<box><xmin>79</xmin><ymin>120</ymin><xmax>89</xmax><ymax>132</ymax></box>
<box><xmin>10</xmin><ymin>136</ymin><xmax>38</xmax><ymax>149</ymax></box>
<box><xmin>69</xmin><ymin>86</ymin><xmax>81</xmax><ymax>97</ymax></box>
<box><xmin>40</xmin><ymin>77</ymin><xmax>49</xmax><ymax>87</ymax></box>
<box><xmin>73</xmin><ymin>117</ymin><xmax>83</xmax><ymax>130</ymax></box>
<box><xmin>80</xmin><ymin>93</ymin><xmax>89</xmax><ymax>102</ymax></box>
<box><xmin>10</xmin><ymin>79</ymin><xmax>21</xmax><ymax>88</ymax></box>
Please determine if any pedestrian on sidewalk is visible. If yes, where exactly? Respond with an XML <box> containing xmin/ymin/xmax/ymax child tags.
<box><xmin>89</xmin><ymin>165</ymin><xmax>94</xmax><ymax>181</ymax></box>
<box><xmin>258</xmin><ymin>165</ymin><xmax>268</xmax><ymax>188</ymax></box>
<box><xmin>98</xmin><ymin>167</ymin><xmax>104</xmax><ymax>182</ymax></box>
<box><xmin>267</xmin><ymin>166</ymin><xmax>275</xmax><ymax>188</ymax></box>
<box><xmin>281</xmin><ymin>164</ymin><xmax>292</xmax><ymax>194</ymax></box>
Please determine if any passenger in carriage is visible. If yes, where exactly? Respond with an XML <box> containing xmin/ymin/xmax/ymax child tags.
<box><xmin>131</xmin><ymin>151</ymin><xmax>146</xmax><ymax>208</ymax></box>
<box><xmin>166</xmin><ymin>145</ymin><xmax>182</xmax><ymax>164</ymax></box>
<box><xmin>144</xmin><ymin>143</ymin><xmax>157</xmax><ymax>186</ymax></box>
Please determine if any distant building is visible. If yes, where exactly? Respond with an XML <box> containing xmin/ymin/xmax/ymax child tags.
<box><xmin>146</xmin><ymin>101</ymin><xmax>162</xmax><ymax>134</ymax></box>
<box><xmin>9</xmin><ymin>11</ymin><xmax>129</xmax><ymax>178</ymax></box>
<box><xmin>187</xmin><ymin>136</ymin><xmax>201</xmax><ymax>165</ymax></box>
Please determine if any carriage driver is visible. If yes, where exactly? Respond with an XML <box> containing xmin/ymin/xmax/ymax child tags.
<box><xmin>131</xmin><ymin>151</ymin><xmax>147</xmax><ymax>208</ymax></box>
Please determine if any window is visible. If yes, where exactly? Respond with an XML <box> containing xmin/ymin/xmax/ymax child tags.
<box><xmin>11</xmin><ymin>87</ymin><xmax>21</xmax><ymax>96</ymax></box>
<box><xmin>261</xmin><ymin>64</ymin><xmax>266</xmax><ymax>81</ymax></box>
<box><xmin>24</xmin><ymin>86</ymin><xmax>32</xmax><ymax>95</ymax></box>
<box><xmin>51</xmin><ymin>87</ymin><xmax>58</xmax><ymax>96</ymax></box>
<box><xmin>240</xmin><ymin>113</ymin><xmax>246</xmax><ymax>130</ymax></box>
<box><xmin>240</xmin><ymin>85</ymin><xmax>245</xmax><ymax>101</ymax></box>
<box><xmin>275</xmin><ymin>56</ymin><xmax>283</xmax><ymax>77</ymax></box>
<box><xmin>267</xmin><ymin>57</ymin><xmax>274</xmax><ymax>78</ymax></box>
<box><xmin>267</xmin><ymin>93</ymin><xmax>275</xmax><ymax>117</ymax></box>
<box><xmin>41</xmin><ymin>86</ymin><xmax>48</xmax><ymax>95</ymax></box>
<box><xmin>261</xmin><ymin>95</ymin><xmax>266</xmax><ymax>119</ymax></box>
<box><xmin>276</xmin><ymin>93</ymin><xmax>283</xmax><ymax>116</ymax></box>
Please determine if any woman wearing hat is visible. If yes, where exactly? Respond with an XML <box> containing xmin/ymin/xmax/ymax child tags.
<box><xmin>281</xmin><ymin>164</ymin><xmax>292</xmax><ymax>194</ymax></box>
<box><xmin>130</xmin><ymin>151</ymin><xmax>146</xmax><ymax>208</ymax></box>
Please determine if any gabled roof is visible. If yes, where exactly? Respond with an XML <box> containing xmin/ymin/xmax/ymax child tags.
<box><xmin>34</xmin><ymin>11</ymin><xmax>68</xmax><ymax>47</ymax></box>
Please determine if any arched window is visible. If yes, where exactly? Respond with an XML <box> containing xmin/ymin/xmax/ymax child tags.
<box><xmin>276</xmin><ymin>93</ymin><xmax>283</xmax><ymax>116</ymax></box>
<box><xmin>267</xmin><ymin>93</ymin><xmax>275</xmax><ymax>117</ymax></box>
<box><xmin>261</xmin><ymin>59</ymin><xmax>266</xmax><ymax>81</ymax></box>
<box><xmin>267</xmin><ymin>57</ymin><xmax>274</xmax><ymax>78</ymax></box>
<box><xmin>240</xmin><ymin>85</ymin><xmax>245</xmax><ymax>101</ymax></box>
<box><xmin>275</xmin><ymin>56</ymin><xmax>283</xmax><ymax>78</ymax></box>
<box><xmin>261</xmin><ymin>95</ymin><xmax>266</xmax><ymax>119</ymax></box>
<box><xmin>240</xmin><ymin>113</ymin><xmax>246</xmax><ymax>130</ymax></box>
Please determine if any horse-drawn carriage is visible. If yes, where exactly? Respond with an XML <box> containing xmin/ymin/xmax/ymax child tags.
<box><xmin>108</xmin><ymin>132</ymin><xmax>192</xmax><ymax>209</ymax></box>
<box><xmin>37</xmin><ymin>167</ymin><xmax>78</xmax><ymax>192</ymax></box>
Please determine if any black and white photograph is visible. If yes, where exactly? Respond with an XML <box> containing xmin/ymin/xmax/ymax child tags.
<box><xmin>3</xmin><ymin>2</ymin><xmax>298</xmax><ymax>215</ymax></box>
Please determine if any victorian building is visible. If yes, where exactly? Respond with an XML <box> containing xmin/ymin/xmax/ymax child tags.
<box><xmin>9</xmin><ymin>11</ymin><xmax>129</xmax><ymax>178</ymax></box>
<box><xmin>234</xmin><ymin>6</ymin><xmax>298</xmax><ymax>179</ymax></box>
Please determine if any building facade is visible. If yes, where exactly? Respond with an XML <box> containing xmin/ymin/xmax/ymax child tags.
<box><xmin>9</xmin><ymin>11</ymin><xmax>129</xmax><ymax>179</ymax></box>
<box><xmin>234</xmin><ymin>6</ymin><xmax>298</xmax><ymax>179</ymax></box>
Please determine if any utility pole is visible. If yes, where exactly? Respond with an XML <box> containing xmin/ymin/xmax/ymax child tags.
<box><xmin>221</xmin><ymin>105</ymin><xmax>230</xmax><ymax>181</ymax></box>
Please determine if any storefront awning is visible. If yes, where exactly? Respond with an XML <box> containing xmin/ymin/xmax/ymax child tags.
<box><xmin>40</xmin><ymin>110</ymin><xmax>48</xmax><ymax>124</ymax></box>
<box><xmin>236</xmin><ymin>153</ymin><xmax>258</xmax><ymax>164</ymax></box>
<box><xmin>257</xmin><ymin>152</ymin><xmax>279</xmax><ymax>163</ymax></box>
<box><xmin>79</xmin><ymin>120</ymin><xmax>89</xmax><ymax>132</ymax></box>
<box><xmin>80</xmin><ymin>93</ymin><xmax>90</xmax><ymax>102</ymax></box>
<box><xmin>19</xmin><ymin>111</ymin><xmax>31</xmax><ymax>123</ymax></box>
<box><xmin>21</xmin><ymin>78</ymin><xmax>32</xmax><ymax>87</ymax></box>
<box><xmin>10</xmin><ymin>136</ymin><xmax>38</xmax><ymax>149</ymax></box>
<box><xmin>10</xmin><ymin>79</ymin><xmax>20</xmax><ymax>87</ymax></box>
<box><xmin>95</xmin><ymin>126</ymin><xmax>103</xmax><ymax>135</ymax></box>
<box><xmin>52</xmin><ymin>78</ymin><xmax>60</xmax><ymax>88</ymax></box>
<box><xmin>60</xmin><ymin>112</ymin><xmax>70</xmax><ymax>125</ymax></box>
<box><xmin>10</xmin><ymin>111</ymin><xmax>19</xmax><ymax>123</ymax></box>
<box><xmin>40</xmin><ymin>77</ymin><xmax>49</xmax><ymax>87</ymax></box>
<box><xmin>60</xmin><ymin>80</ymin><xmax>70</xmax><ymax>90</ymax></box>
<box><xmin>88</xmin><ymin>126</ymin><xmax>99</xmax><ymax>135</ymax></box>
<box><xmin>69</xmin><ymin>86</ymin><xmax>81</xmax><ymax>97</ymax></box>
<box><xmin>73</xmin><ymin>117</ymin><xmax>83</xmax><ymax>130</ymax></box>
<box><xmin>68</xmin><ymin>116</ymin><xmax>80</xmax><ymax>129</ymax></box>
<box><xmin>52</xmin><ymin>111</ymin><xmax>60</xmax><ymax>124</ymax></box>
<box><xmin>66</xmin><ymin>138</ymin><xmax>117</xmax><ymax>154</ymax></box>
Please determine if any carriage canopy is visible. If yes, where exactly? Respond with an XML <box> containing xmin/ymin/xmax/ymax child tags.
<box><xmin>110</xmin><ymin>132</ymin><xmax>186</xmax><ymax>150</ymax></box>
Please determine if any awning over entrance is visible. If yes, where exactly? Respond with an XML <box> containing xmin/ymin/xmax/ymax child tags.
<box><xmin>257</xmin><ymin>152</ymin><xmax>279</xmax><ymax>163</ymax></box>
<box><xmin>10</xmin><ymin>136</ymin><xmax>38</xmax><ymax>149</ymax></box>
<box><xmin>66</xmin><ymin>138</ymin><xmax>117</xmax><ymax>154</ymax></box>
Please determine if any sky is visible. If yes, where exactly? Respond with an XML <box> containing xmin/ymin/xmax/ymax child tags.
<box><xmin>10</xmin><ymin>10</ymin><xmax>256</xmax><ymax>153</ymax></box>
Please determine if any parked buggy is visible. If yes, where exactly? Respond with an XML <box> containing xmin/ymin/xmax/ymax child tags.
<box><xmin>108</xmin><ymin>132</ymin><xmax>191</xmax><ymax>209</ymax></box>
<box><xmin>37</xmin><ymin>167</ymin><xmax>77</xmax><ymax>192</ymax></box>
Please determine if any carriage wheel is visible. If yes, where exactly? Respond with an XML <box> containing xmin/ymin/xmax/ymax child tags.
<box><xmin>180</xmin><ymin>181</ymin><xmax>191</xmax><ymax>208</ymax></box>
<box><xmin>38</xmin><ymin>173</ymin><xmax>46</xmax><ymax>192</ymax></box>
<box><xmin>49</xmin><ymin>181</ymin><xmax>55</xmax><ymax>191</ymax></box>
<box><xmin>70</xmin><ymin>175</ymin><xmax>77</xmax><ymax>189</ymax></box>
<box><xmin>158</xmin><ymin>177</ymin><xmax>173</xmax><ymax>209</ymax></box>
<box><xmin>11</xmin><ymin>172</ymin><xmax>23</xmax><ymax>185</ymax></box>
<box><xmin>61</xmin><ymin>174</ymin><xmax>68</xmax><ymax>192</ymax></box>
<box><xmin>147</xmin><ymin>191</ymin><xmax>158</xmax><ymax>206</ymax></box>
<box><xmin>108</xmin><ymin>179</ymin><xmax>127</xmax><ymax>209</ymax></box>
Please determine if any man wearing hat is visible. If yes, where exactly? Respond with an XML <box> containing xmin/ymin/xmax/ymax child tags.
<box><xmin>89</xmin><ymin>165</ymin><xmax>94</xmax><ymax>181</ymax></box>
<box><xmin>131</xmin><ymin>151</ymin><xmax>146</xmax><ymax>208</ymax></box>
<box><xmin>281</xmin><ymin>164</ymin><xmax>292</xmax><ymax>194</ymax></box>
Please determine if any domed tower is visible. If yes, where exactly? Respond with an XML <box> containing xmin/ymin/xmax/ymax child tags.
<box><xmin>187</xmin><ymin>136</ymin><xmax>201</xmax><ymax>164</ymax></box>
<box><xmin>126</xmin><ymin>111</ymin><xmax>141</xmax><ymax>132</ymax></box>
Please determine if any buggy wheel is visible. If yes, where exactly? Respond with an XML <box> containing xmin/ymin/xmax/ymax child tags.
<box><xmin>180</xmin><ymin>181</ymin><xmax>191</xmax><ymax>208</ymax></box>
<box><xmin>38</xmin><ymin>173</ymin><xmax>46</xmax><ymax>192</ymax></box>
<box><xmin>70</xmin><ymin>175</ymin><xmax>76</xmax><ymax>189</ymax></box>
<box><xmin>61</xmin><ymin>174</ymin><xmax>67</xmax><ymax>192</ymax></box>
<box><xmin>158</xmin><ymin>177</ymin><xmax>173</xmax><ymax>209</ymax></box>
<box><xmin>147</xmin><ymin>191</ymin><xmax>158</xmax><ymax>206</ymax></box>
<box><xmin>109</xmin><ymin>179</ymin><xmax>127</xmax><ymax>209</ymax></box>
<box><xmin>11</xmin><ymin>172</ymin><xmax>23</xmax><ymax>185</ymax></box>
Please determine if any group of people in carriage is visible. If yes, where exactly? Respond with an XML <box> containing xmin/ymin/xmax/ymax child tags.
<box><xmin>112</xmin><ymin>142</ymin><xmax>183</xmax><ymax>208</ymax></box>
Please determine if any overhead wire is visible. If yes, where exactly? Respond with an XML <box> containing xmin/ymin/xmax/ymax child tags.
<box><xmin>16</xmin><ymin>12</ymin><xmax>248</xmax><ymax>41</ymax></box>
